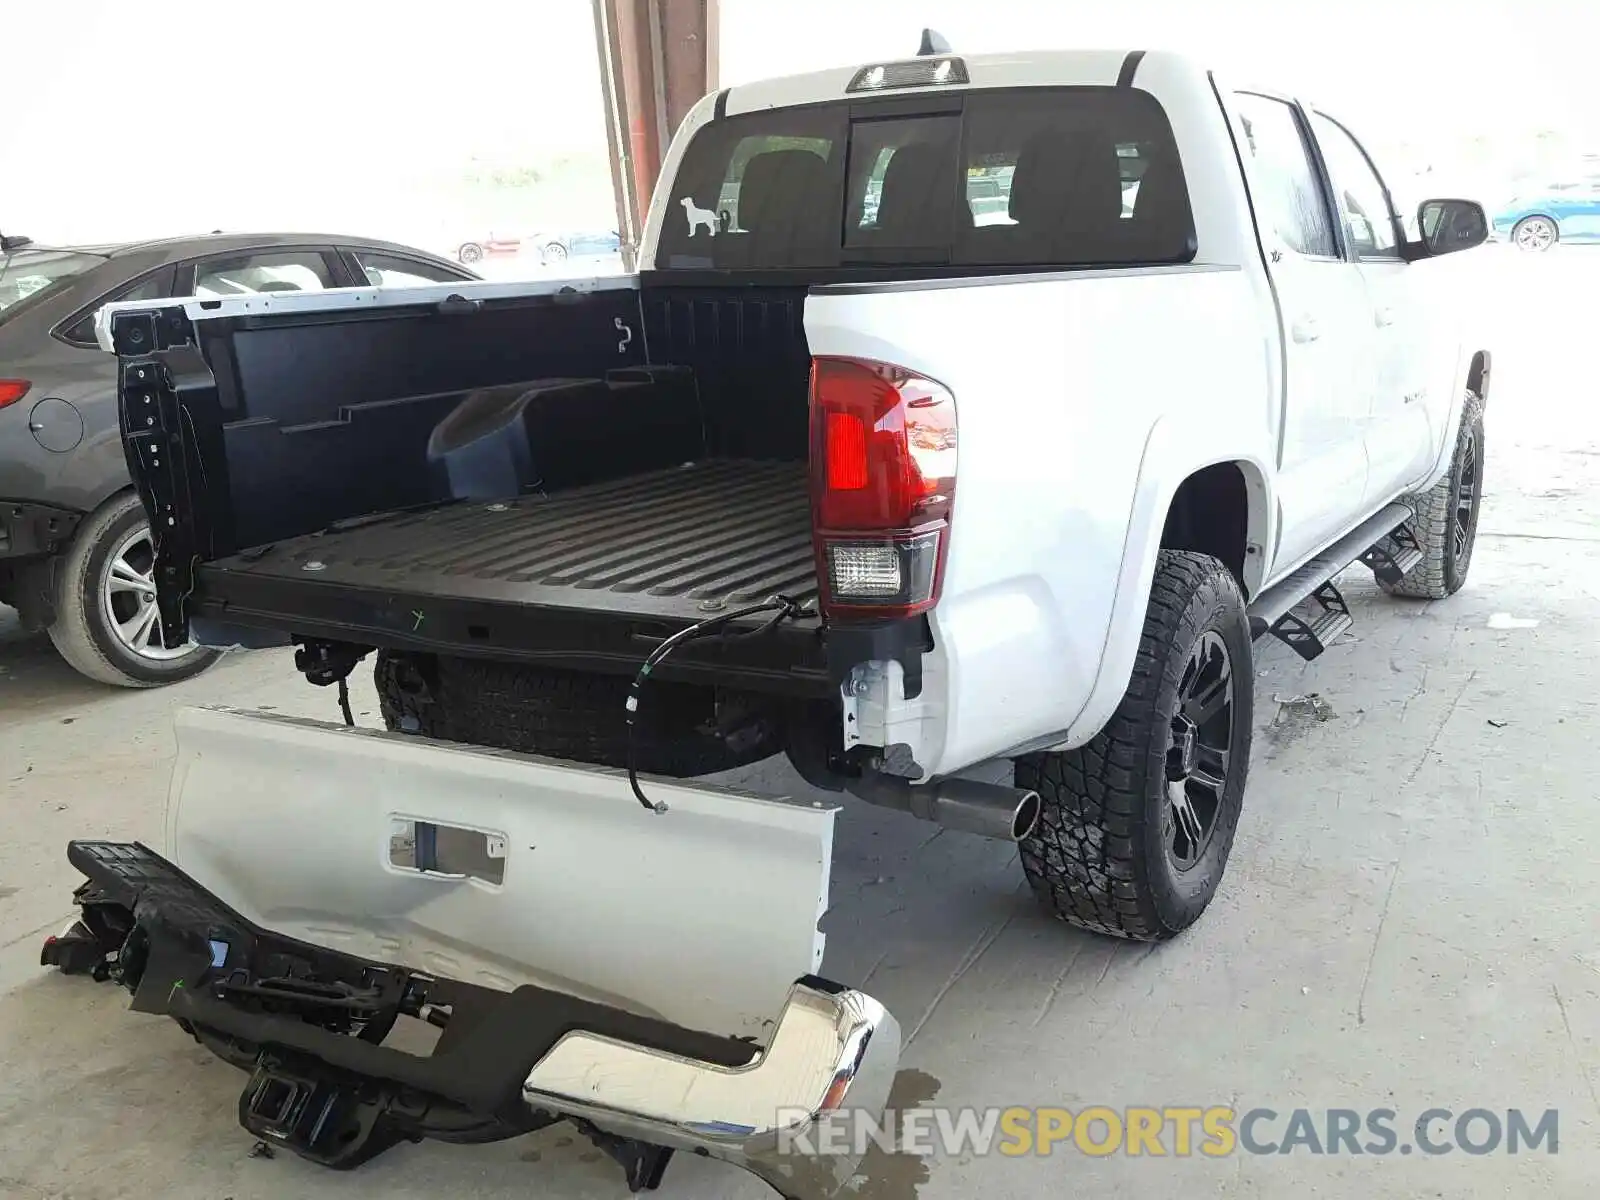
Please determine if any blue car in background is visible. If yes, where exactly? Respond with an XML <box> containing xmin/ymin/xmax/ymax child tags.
<box><xmin>1493</xmin><ymin>178</ymin><xmax>1600</xmax><ymax>250</ymax></box>
<box><xmin>535</xmin><ymin>230</ymin><xmax>622</xmax><ymax>265</ymax></box>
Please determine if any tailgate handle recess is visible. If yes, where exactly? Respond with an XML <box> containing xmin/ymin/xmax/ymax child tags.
<box><xmin>388</xmin><ymin>818</ymin><xmax>508</xmax><ymax>885</ymax></box>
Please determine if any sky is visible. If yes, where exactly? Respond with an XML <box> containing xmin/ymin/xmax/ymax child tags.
<box><xmin>3</xmin><ymin>0</ymin><xmax>1595</xmax><ymax>244</ymax></box>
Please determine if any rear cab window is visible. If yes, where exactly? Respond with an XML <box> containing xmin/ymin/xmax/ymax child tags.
<box><xmin>655</xmin><ymin>87</ymin><xmax>1196</xmax><ymax>273</ymax></box>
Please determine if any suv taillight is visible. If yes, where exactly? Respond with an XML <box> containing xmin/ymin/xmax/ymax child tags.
<box><xmin>809</xmin><ymin>356</ymin><xmax>956</xmax><ymax>619</ymax></box>
<box><xmin>0</xmin><ymin>380</ymin><xmax>31</xmax><ymax>410</ymax></box>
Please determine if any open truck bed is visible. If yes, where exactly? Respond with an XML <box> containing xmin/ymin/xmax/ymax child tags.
<box><xmin>194</xmin><ymin>458</ymin><xmax>826</xmax><ymax>685</ymax></box>
<box><xmin>108</xmin><ymin>276</ymin><xmax>843</xmax><ymax>695</ymax></box>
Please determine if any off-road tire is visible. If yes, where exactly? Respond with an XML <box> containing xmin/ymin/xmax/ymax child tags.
<box><xmin>1379</xmin><ymin>390</ymin><xmax>1485</xmax><ymax>600</ymax></box>
<box><xmin>374</xmin><ymin>651</ymin><xmax>772</xmax><ymax>777</ymax></box>
<box><xmin>47</xmin><ymin>492</ymin><xmax>220</xmax><ymax>688</ymax></box>
<box><xmin>1016</xmin><ymin>551</ymin><xmax>1253</xmax><ymax>941</ymax></box>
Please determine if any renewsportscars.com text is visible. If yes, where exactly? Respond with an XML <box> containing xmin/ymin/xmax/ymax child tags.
<box><xmin>776</xmin><ymin>1106</ymin><xmax>1560</xmax><ymax>1158</ymax></box>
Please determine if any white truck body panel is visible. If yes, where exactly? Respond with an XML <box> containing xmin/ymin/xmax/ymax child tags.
<box><xmin>164</xmin><ymin>707</ymin><xmax>837</xmax><ymax>1042</ymax></box>
<box><xmin>805</xmin><ymin>265</ymin><xmax>1275</xmax><ymax>773</ymax></box>
<box><xmin>789</xmin><ymin>54</ymin><xmax>1481</xmax><ymax>772</ymax></box>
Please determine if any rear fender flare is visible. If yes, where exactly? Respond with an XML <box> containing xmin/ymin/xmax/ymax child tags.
<box><xmin>1059</xmin><ymin>416</ymin><xmax>1273</xmax><ymax>749</ymax></box>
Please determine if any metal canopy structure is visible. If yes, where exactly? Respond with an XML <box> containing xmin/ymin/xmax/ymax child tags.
<box><xmin>592</xmin><ymin>0</ymin><xmax>718</xmax><ymax>269</ymax></box>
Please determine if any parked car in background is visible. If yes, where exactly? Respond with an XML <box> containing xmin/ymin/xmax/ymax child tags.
<box><xmin>0</xmin><ymin>232</ymin><xmax>477</xmax><ymax>687</ymax></box>
<box><xmin>534</xmin><ymin>230</ymin><xmax>622</xmax><ymax>265</ymax></box>
<box><xmin>456</xmin><ymin>230</ymin><xmax>623</xmax><ymax>267</ymax></box>
<box><xmin>455</xmin><ymin>233</ymin><xmax>522</xmax><ymax>264</ymax></box>
<box><xmin>1493</xmin><ymin>178</ymin><xmax>1600</xmax><ymax>250</ymax></box>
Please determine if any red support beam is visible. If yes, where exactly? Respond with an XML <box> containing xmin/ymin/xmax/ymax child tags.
<box><xmin>594</xmin><ymin>0</ymin><xmax>716</xmax><ymax>269</ymax></box>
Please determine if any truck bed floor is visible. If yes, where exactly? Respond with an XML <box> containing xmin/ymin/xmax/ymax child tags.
<box><xmin>199</xmin><ymin>460</ymin><xmax>819</xmax><ymax>626</ymax></box>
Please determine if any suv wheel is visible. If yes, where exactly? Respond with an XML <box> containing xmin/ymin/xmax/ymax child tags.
<box><xmin>47</xmin><ymin>492</ymin><xmax>220</xmax><ymax>687</ymax></box>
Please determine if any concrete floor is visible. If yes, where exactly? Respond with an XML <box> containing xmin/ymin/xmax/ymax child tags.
<box><xmin>2</xmin><ymin>249</ymin><xmax>1597</xmax><ymax>1199</ymax></box>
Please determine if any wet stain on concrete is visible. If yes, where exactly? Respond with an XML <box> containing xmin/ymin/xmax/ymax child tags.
<box><xmin>1264</xmin><ymin>692</ymin><xmax>1338</xmax><ymax>756</ymax></box>
<box><xmin>770</xmin><ymin>1068</ymin><xmax>944</xmax><ymax>1200</ymax></box>
<box><xmin>843</xmin><ymin>1068</ymin><xmax>943</xmax><ymax>1200</ymax></box>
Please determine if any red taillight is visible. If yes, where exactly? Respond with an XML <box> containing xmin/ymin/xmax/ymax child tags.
<box><xmin>0</xmin><ymin>380</ymin><xmax>31</xmax><ymax>410</ymax></box>
<box><xmin>809</xmin><ymin>357</ymin><xmax>957</xmax><ymax>619</ymax></box>
<box><xmin>824</xmin><ymin>411</ymin><xmax>869</xmax><ymax>491</ymax></box>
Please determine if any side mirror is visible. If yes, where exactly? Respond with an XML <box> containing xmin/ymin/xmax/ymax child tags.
<box><xmin>1417</xmin><ymin>198</ymin><xmax>1488</xmax><ymax>257</ymax></box>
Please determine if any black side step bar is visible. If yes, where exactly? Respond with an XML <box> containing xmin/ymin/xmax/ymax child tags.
<box><xmin>1359</xmin><ymin>522</ymin><xmax>1425</xmax><ymax>586</ymax></box>
<box><xmin>1247</xmin><ymin>502</ymin><xmax>1414</xmax><ymax>661</ymax></box>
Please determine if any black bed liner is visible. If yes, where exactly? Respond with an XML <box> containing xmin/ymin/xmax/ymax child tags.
<box><xmin>205</xmin><ymin>458</ymin><xmax>816</xmax><ymax>617</ymax></box>
<box><xmin>191</xmin><ymin>459</ymin><xmax>832</xmax><ymax>690</ymax></box>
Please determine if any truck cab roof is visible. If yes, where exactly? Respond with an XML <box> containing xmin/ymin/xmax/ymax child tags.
<box><xmin>720</xmin><ymin>48</ymin><xmax>1203</xmax><ymax>116</ymax></box>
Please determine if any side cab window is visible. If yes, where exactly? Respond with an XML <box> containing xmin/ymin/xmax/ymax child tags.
<box><xmin>188</xmin><ymin>249</ymin><xmax>339</xmax><ymax>297</ymax></box>
<box><xmin>1309</xmin><ymin>113</ymin><xmax>1403</xmax><ymax>260</ymax></box>
<box><xmin>351</xmin><ymin>250</ymin><xmax>470</xmax><ymax>288</ymax></box>
<box><xmin>1232</xmin><ymin>93</ymin><xmax>1339</xmax><ymax>260</ymax></box>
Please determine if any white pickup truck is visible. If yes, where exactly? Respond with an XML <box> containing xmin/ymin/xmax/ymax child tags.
<box><xmin>52</xmin><ymin>43</ymin><xmax>1489</xmax><ymax>1197</ymax></box>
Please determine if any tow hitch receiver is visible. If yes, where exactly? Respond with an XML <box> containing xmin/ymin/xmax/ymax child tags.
<box><xmin>43</xmin><ymin>841</ymin><xmax>900</xmax><ymax>1197</ymax></box>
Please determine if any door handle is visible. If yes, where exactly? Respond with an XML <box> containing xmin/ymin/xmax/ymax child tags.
<box><xmin>1290</xmin><ymin>318</ymin><xmax>1320</xmax><ymax>344</ymax></box>
<box><xmin>1374</xmin><ymin>307</ymin><xmax>1395</xmax><ymax>328</ymax></box>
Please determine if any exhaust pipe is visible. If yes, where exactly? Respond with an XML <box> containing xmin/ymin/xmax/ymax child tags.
<box><xmin>846</xmin><ymin>774</ymin><xmax>1041</xmax><ymax>842</ymax></box>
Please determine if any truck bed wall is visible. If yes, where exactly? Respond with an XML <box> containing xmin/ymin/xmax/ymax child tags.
<box><xmin>640</xmin><ymin>283</ymin><xmax>813</xmax><ymax>464</ymax></box>
<box><xmin>189</xmin><ymin>282</ymin><xmax>812</xmax><ymax>559</ymax></box>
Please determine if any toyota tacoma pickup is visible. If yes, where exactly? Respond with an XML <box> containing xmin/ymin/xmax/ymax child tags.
<box><xmin>48</xmin><ymin>44</ymin><xmax>1490</xmax><ymax>1196</ymax></box>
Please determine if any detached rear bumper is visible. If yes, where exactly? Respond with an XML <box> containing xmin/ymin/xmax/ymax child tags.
<box><xmin>43</xmin><ymin>841</ymin><xmax>899</xmax><ymax>1196</ymax></box>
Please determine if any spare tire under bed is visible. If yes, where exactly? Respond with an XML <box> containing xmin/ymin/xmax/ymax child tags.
<box><xmin>374</xmin><ymin>651</ymin><xmax>783</xmax><ymax>778</ymax></box>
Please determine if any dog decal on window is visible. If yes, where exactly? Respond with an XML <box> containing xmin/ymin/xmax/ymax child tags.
<box><xmin>680</xmin><ymin>196</ymin><xmax>720</xmax><ymax>237</ymax></box>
